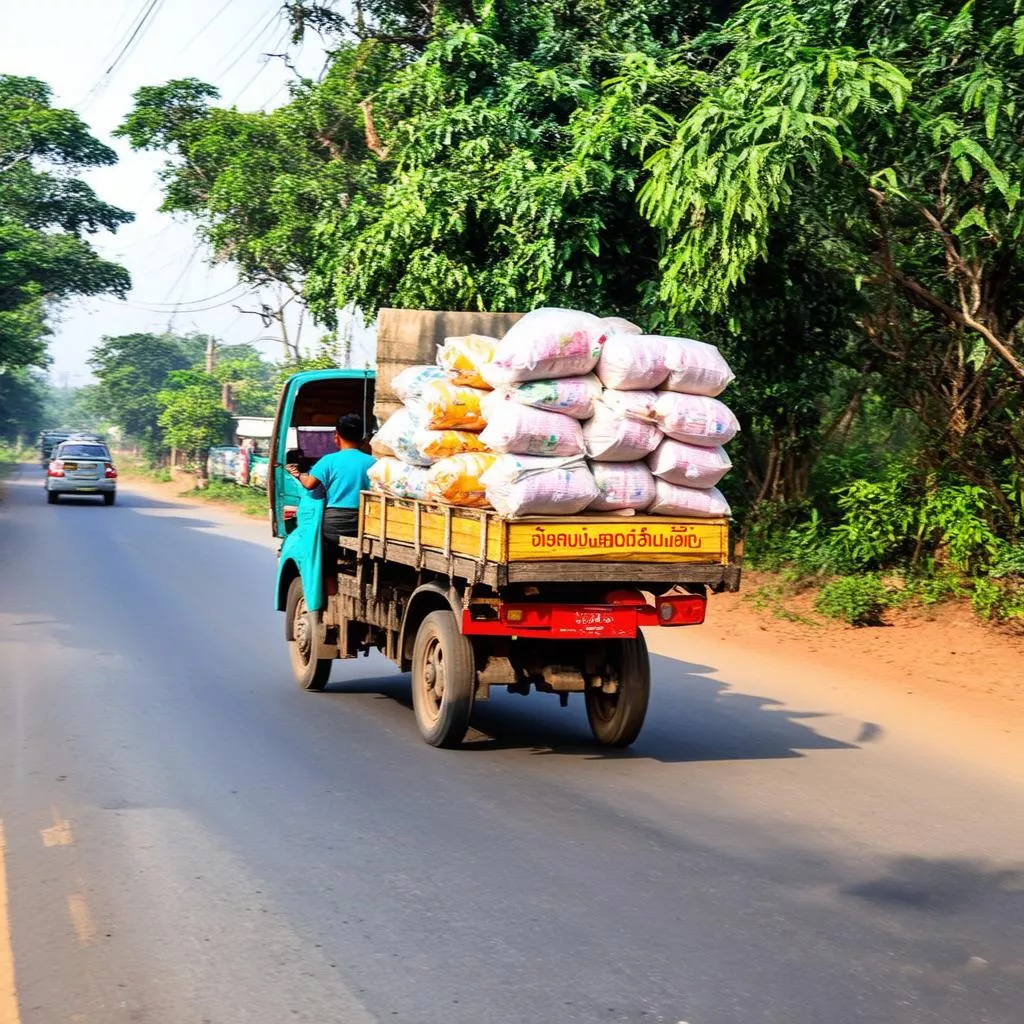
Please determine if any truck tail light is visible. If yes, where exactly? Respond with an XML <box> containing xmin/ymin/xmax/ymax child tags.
<box><xmin>104</xmin><ymin>464</ymin><xmax>118</xmax><ymax>479</ymax></box>
<box><xmin>48</xmin><ymin>461</ymin><xmax>65</xmax><ymax>478</ymax></box>
<box><xmin>656</xmin><ymin>594</ymin><xmax>706</xmax><ymax>626</ymax></box>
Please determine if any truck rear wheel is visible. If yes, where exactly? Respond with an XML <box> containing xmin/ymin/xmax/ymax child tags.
<box><xmin>411</xmin><ymin>610</ymin><xmax>475</xmax><ymax>748</ymax></box>
<box><xmin>286</xmin><ymin>576</ymin><xmax>333</xmax><ymax>692</ymax></box>
<box><xmin>585</xmin><ymin>635</ymin><xmax>650</xmax><ymax>748</ymax></box>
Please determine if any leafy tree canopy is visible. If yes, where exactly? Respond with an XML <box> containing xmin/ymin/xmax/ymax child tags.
<box><xmin>0</xmin><ymin>75</ymin><xmax>133</xmax><ymax>374</ymax></box>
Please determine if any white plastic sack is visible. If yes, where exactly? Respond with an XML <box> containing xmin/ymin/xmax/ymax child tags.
<box><xmin>653</xmin><ymin>393</ymin><xmax>740</xmax><ymax>447</ymax></box>
<box><xmin>600</xmin><ymin>389</ymin><xmax>659</xmax><ymax>423</ymax></box>
<box><xmin>582</xmin><ymin>402</ymin><xmax>662</xmax><ymax>462</ymax></box>
<box><xmin>647</xmin><ymin>438</ymin><xmax>732</xmax><ymax>489</ymax></box>
<box><xmin>371</xmin><ymin>407</ymin><xmax>431</xmax><ymax>466</ymax></box>
<box><xmin>485</xmin><ymin>374</ymin><xmax>601</xmax><ymax>421</ymax></box>
<box><xmin>601</xmin><ymin>316</ymin><xmax>642</xmax><ymax>335</ymax></box>
<box><xmin>483</xmin><ymin>307</ymin><xmax>607</xmax><ymax>386</ymax></box>
<box><xmin>587</xmin><ymin>462</ymin><xmax>657</xmax><ymax>512</ymax></box>
<box><xmin>479</xmin><ymin>403</ymin><xmax>585</xmax><ymax>457</ymax></box>
<box><xmin>481</xmin><ymin>455</ymin><xmax>599</xmax><ymax>518</ymax></box>
<box><xmin>596</xmin><ymin>334</ymin><xmax>669</xmax><ymax>391</ymax></box>
<box><xmin>391</xmin><ymin>365</ymin><xmax>449</xmax><ymax>404</ymax></box>
<box><xmin>368</xmin><ymin>458</ymin><xmax>432</xmax><ymax>500</ymax></box>
<box><xmin>648</xmin><ymin>481</ymin><xmax>732</xmax><ymax>518</ymax></box>
<box><xmin>661</xmin><ymin>337</ymin><xmax>735</xmax><ymax>397</ymax></box>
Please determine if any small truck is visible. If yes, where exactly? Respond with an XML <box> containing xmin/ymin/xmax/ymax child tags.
<box><xmin>270</xmin><ymin>309</ymin><xmax>740</xmax><ymax>748</ymax></box>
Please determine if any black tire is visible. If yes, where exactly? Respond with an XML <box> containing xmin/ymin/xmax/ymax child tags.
<box><xmin>585</xmin><ymin>634</ymin><xmax>651</xmax><ymax>748</ymax></box>
<box><xmin>411</xmin><ymin>610</ymin><xmax>475</xmax><ymax>748</ymax></box>
<box><xmin>46</xmin><ymin>490</ymin><xmax>58</xmax><ymax>505</ymax></box>
<box><xmin>103</xmin><ymin>492</ymin><xmax>116</xmax><ymax>506</ymax></box>
<box><xmin>285</xmin><ymin>576</ymin><xmax>333</xmax><ymax>691</ymax></box>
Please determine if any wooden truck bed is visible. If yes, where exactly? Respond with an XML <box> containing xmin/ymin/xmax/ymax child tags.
<box><xmin>344</xmin><ymin>492</ymin><xmax>741</xmax><ymax>591</ymax></box>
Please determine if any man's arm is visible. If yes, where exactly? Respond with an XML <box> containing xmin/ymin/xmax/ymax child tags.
<box><xmin>285</xmin><ymin>464</ymin><xmax>322</xmax><ymax>491</ymax></box>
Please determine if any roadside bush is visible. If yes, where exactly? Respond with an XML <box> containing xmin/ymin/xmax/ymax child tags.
<box><xmin>912</xmin><ymin>571</ymin><xmax>967</xmax><ymax>607</ymax></box>
<box><xmin>918</xmin><ymin>484</ymin><xmax>1000</xmax><ymax>573</ymax></box>
<box><xmin>815</xmin><ymin>574</ymin><xmax>894</xmax><ymax>627</ymax></box>
<box><xmin>828</xmin><ymin>470</ymin><xmax>917</xmax><ymax>572</ymax></box>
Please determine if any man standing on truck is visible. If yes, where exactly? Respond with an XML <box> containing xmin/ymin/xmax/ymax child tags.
<box><xmin>284</xmin><ymin>414</ymin><xmax>375</xmax><ymax>545</ymax></box>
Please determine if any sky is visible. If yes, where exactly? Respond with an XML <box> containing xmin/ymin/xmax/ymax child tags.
<box><xmin>1</xmin><ymin>0</ymin><xmax>375</xmax><ymax>386</ymax></box>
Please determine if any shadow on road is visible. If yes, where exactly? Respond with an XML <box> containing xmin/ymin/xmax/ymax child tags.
<box><xmin>321</xmin><ymin>650</ymin><xmax>857</xmax><ymax>765</ymax></box>
<box><xmin>844</xmin><ymin>856</ymin><xmax>1024</xmax><ymax>914</ymax></box>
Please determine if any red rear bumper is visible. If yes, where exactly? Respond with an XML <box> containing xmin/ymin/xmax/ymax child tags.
<box><xmin>461</xmin><ymin>594</ymin><xmax>706</xmax><ymax>640</ymax></box>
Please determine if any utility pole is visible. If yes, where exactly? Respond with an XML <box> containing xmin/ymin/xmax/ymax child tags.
<box><xmin>205</xmin><ymin>337</ymin><xmax>217</xmax><ymax>374</ymax></box>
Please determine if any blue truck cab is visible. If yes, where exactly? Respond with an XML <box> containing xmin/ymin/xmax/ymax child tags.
<box><xmin>269</xmin><ymin>368</ymin><xmax>375</xmax><ymax>618</ymax></box>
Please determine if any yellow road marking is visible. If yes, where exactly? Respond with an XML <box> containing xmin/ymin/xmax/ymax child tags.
<box><xmin>66</xmin><ymin>894</ymin><xmax>96</xmax><ymax>948</ymax></box>
<box><xmin>0</xmin><ymin>820</ymin><xmax>21</xmax><ymax>1024</ymax></box>
<box><xmin>40</xmin><ymin>807</ymin><xmax>73</xmax><ymax>848</ymax></box>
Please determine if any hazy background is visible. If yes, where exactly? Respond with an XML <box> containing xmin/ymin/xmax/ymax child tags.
<box><xmin>1</xmin><ymin>0</ymin><xmax>375</xmax><ymax>385</ymax></box>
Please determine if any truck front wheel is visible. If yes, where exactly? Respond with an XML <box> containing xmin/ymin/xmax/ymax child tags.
<box><xmin>411</xmin><ymin>610</ymin><xmax>475</xmax><ymax>748</ymax></box>
<box><xmin>286</xmin><ymin>576</ymin><xmax>333</xmax><ymax>692</ymax></box>
<box><xmin>585</xmin><ymin>635</ymin><xmax>650</xmax><ymax>748</ymax></box>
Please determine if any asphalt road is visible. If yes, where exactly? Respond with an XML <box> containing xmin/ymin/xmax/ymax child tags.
<box><xmin>1</xmin><ymin>464</ymin><xmax>1022</xmax><ymax>1024</ymax></box>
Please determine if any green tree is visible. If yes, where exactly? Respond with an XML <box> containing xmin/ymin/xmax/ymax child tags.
<box><xmin>115</xmin><ymin>1</ymin><xmax>735</xmax><ymax>327</ymax></box>
<box><xmin>213</xmin><ymin>343</ymin><xmax>277</xmax><ymax>416</ymax></box>
<box><xmin>0</xmin><ymin>369</ymin><xmax>45</xmax><ymax>443</ymax></box>
<box><xmin>637</xmin><ymin>0</ymin><xmax>1024</xmax><ymax>516</ymax></box>
<box><xmin>156</xmin><ymin>369</ymin><xmax>234</xmax><ymax>478</ymax></box>
<box><xmin>0</xmin><ymin>75</ymin><xmax>132</xmax><ymax>374</ymax></box>
<box><xmin>88</xmin><ymin>333</ymin><xmax>206</xmax><ymax>459</ymax></box>
<box><xmin>42</xmin><ymin>383</ymin><xmax>108</xmax><ymax>434</ymax></box>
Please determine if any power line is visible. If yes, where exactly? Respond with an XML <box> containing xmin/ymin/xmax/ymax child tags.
<box><xmin>228</xmin><ymin>26</ymin><xmax>292</xmax><ymax>106</ymax></box>
<box><xmin>96</xmin><ymin>282</ymin><xmax>262</xmax><ymax>316</ymax></box>
<box><xmin>128</xmin><ymin>282</ymin><xmax>254</xmax><ymax>309</ymax></box>
<box><xmin>178</xmin><ymin>0</ymin><xmax>237</xmax><ymax>54</ymax></box>
<box><xmin>78</xmin><ymin>0</ymin><xmax>169</xmax><ymax>110</ymax></box>
<box><xmin>104</xmin><ymin>0</ymin><xmax>167</xmax><ymax>76</ymax></box>
<box><xmin>162</xmin><ymin>242</ymin><xmax>202</xmax><ymax>330</ymax></box>
<box><xmin>257</xmin><ymin>82</ymin><xmax>289</xmax><ymax>110</ymax></box>
<box><xmin>94</xmin><ymin>0</ymin><xmax>145</xmax><ymax>70</ymax></box>
<box><xmin>212</xmin><ymin>7</ymin><xmax>282</xmax><ymax>82</ymax></box>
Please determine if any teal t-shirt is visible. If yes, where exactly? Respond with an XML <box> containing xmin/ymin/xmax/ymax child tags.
<box><xmin>310</xmin><ymin>449</ymin><xmax>376</xmax><ymax>509</ymax></box>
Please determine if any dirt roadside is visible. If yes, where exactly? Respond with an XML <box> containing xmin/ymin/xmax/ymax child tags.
<box><xmin>118</xmin><ymin>470</ymin><xmax>1024</xmax><ymax>734</ymax></box>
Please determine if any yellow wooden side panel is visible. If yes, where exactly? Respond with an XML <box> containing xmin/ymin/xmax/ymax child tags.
<box><xmin>362</xmin><ymin>495</ymin><xmax>729</xmax><ymax>565</ymax></box>
<box><xmin>506</xmin><ymin>518</ymin><xmax>729</xmax><ymax>563</ymax></box>
<box><xmin>362</xmin><ymin>497</ymin><xmax>507</xmax><ymax>561</ymax></box>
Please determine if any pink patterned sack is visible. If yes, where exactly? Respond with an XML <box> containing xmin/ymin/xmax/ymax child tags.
<box><xmin>483</xmin><ymin>308</ymin><xmax>608</xmax><ymax>386</ymax></box>
<box><xmin>652</xmin><ymin>393</ymin><xmax>740</xmax><ymax>447</ymax></box>
<box><xmin>587</xmin><ymin>462</ymin><xmax>657</xmax><ymax>512</ymax></box>
<box><xmin>479</xmin><ymin>403</ymin><xmax>585</xmax><ymax>457</ymax></box>
<box><xmin>596</xmin><ymin>334</ymin><xmax>669</xmax><ymax>390</ymax></box>
<box><xmin>661</xmin><ymin>337</ymin><xmax>735</xmax><ymax>397</ymax></box>
<box><xmin>647</xmin><ymin>438</ymin><xmax>732</xmax><ymax>488</ymax></box>
<box><xmin>481</xmin><ymin>455</ymin><xmax>599</xmax><ymax>517</ymax></box>
<box><xmin>647</xmin><ymin>481</ymin><xmax>732</xmax><ymax>518</ymax></box>
<box><xmin>582</xmin><ymin>402</ymin><xmax>662</xmax><ymax>462</ymax></box>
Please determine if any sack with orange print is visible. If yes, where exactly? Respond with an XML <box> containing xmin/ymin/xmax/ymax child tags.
<box><xmin>415</xmin><ymin>428</ymin><xmax>489</xmax><ymax>462</ymax></box>
<box><xmin>437</xmin><ymin>335</ymin><xmax>499</xmax><ymax>389</ymax></box>
<box><xmin>426</xmin><ymin>453</ymin><xmax>498</xmax><ymax>508</ymax></box>
<box><xmin>419</xmin><ymin>380</ymin><xmax>489</xmax><ymax>432</ymax></box>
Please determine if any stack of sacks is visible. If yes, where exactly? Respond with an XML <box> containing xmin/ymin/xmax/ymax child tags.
<box><xmin>369</xmin><ymin>307</ymin><xmax>740</xmax><ymax>520</ymax></box>
<box><xmin>476</xmin><ymin>308</ymin><xmax>617</xmax><ymax>517</ymax></box>
<box><xmin>592</xmin><ymin>332</ymin><xmax>738</xmax><ymax>517</ymax></box>
<box><xmin>369</xmin><ymin>341</ymin><xmax>499</xmax><ymax>508</ymax></box>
